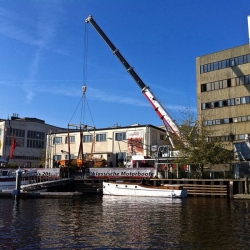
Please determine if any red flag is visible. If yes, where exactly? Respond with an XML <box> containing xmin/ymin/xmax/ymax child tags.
<box><xmin>10</xmin><ymin>137</ymin><xmax>17</xmax><ymax>159</ymax></box>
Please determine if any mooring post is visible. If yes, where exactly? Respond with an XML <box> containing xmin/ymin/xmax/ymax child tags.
<box><xmin>229</xmin><ymin>181</ymin><xmax>234</xmax><ymax>198</ymax></box>
<box><xmin>13</xmin><ymin>167</ymin><xmax>23</xmax><ymax>197</ymax></box>
<box><xmin>245</xmin><ymin>176</ymin><xmax>249</xmax><ymax>194</ymax></box>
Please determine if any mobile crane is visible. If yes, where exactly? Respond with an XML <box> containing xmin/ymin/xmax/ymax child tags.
<box><xmin>85</xmin><ymin>15</ymin><xmax>183</xmax><ymax>155</ymax></box>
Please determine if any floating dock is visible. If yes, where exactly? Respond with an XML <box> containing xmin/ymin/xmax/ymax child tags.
<box><xmin>0</xmin><ymin>190</ymin><xmax>82</xmax><ymax>198</ymax></box>
<box><xmin>233</xmin><ymin>194</ymin><xmax>250</xmax><ymax>200</ymax></box>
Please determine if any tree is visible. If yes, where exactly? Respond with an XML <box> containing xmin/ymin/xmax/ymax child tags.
<box><xmin>39</xmin><ymin>149</ymin><xmax>46</xmax><ymax>168</ymax></box>
<box><xmin>174</xmin><ymin>111</ymin><xmax>234</xmax><ymax>175</ymax></box>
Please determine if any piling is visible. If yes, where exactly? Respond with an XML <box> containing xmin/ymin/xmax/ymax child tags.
<box><xmin>245</xmin><ymin>176</ymin><xmax>249</xmax><ymax>194</ymax></box>
<box><xmin>13</xmin><ymin>168</ymin><xmax>23</xmax><ymax>197</ymax></box>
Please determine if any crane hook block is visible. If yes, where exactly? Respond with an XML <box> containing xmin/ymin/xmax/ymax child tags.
<box><xmin>82</xmin><ymin>85</ymin><xmax>87</xmax><ymax>94</ymax></box>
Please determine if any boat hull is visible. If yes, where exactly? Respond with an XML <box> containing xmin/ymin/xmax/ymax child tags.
<box><xmin>103</xmin><ymin>181</ymin><xmax>187</xmax><ymax>198</ymax></box>
<box><xmin>0</xmin><ymin>177</ymin><xmax>32</xmax><ymax>186</ymax></box>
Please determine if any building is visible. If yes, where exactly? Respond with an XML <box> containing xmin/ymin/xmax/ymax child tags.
<box><xmin>45</xmin><ymin>124</ymin><xmax>168</xmax><ymax>168</ymax></box>
<box><xmin>0</xmin><ymin>114</ymin><xmax>66</xmax><ymax>167</ymax></box>
<box><xmin>196</xmin><ymin>44</ymin><xmax>250</xmax><ymax>159</ymax></box>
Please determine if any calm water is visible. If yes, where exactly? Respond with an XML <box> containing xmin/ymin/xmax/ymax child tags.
<box><xmin>0</xmin><ymin>195</ymin><xmax>250</xmax><ymax>250</ymax></box>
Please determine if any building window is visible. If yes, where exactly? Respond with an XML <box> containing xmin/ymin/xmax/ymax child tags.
<box><xmin>65</xmin><ymin>136</ymin><xmax>75</xmax><ymax>144</ymax></box>
<box><xmin>241</xmin><ymin>116</ymin><xmax>247</xmax><ymax>122</ymax></box>
<box><xmin>214</xmin><ymin>81</ymin><xmax>219</xmax><ymax>90</ymax></box>
<box><xmin>65</xmin><ymin>154</ymin><xmax>75</xmax><ymax>160</ymax></box>
<box><xmin>245</xmin><ymin>76</ymin><xmax>250</xmax><ymax>84</ymax></box>
<box><xmin>207</xmin><ymin>120</ymin><xmax>212</xmax><ymax>126</ymax></box>
<box><xmin>96</xmin><ymin>134</ymin><xmax>106</xmax><ymax>142</ymax></box>
<box><xmin>238</xmin><ymin>134</ymin><xmax>245</xmax><ymax>140</ymax></box>
<box><xmin>241</xmin><ymin>97</ymin><xmax>246</xmax><ymax>104</ymax></box>
<box><xmin>115</xmin><ymin>132</ymin><xmax>126</xmax><ymax>141</ymax></box>
<box><xmin>214</xmin><ymin>61</ymin><xmax>219</xmax><ymax>70</ymax></box>
<box><xmin>218</xmin><ymin>100</ymin><xmax>223</xmax><ymax>107</ymax></box>
<box><xmin>229</xmin><ymin>58</ymin><xmax>235</xmax><ymax>67</ymax></box>
<box><xmin>201</xmin><ymin>84</ymin><xmax>207</xmax><ymax>92</ymax></box>
<box><xmin>53</xmin><ymin>155</ymin><xmax>61</xmax><ymax>161</ymax></box>
<box><xmin>160</xmin><ymin>134</ymin><xmax>166</xmax><ymax>140</ymax></box>
<box><xmin>206</xmin><ymin>83</ymin><xmax>211</xmax><ymax>91</ymax></box>
<box><xmin>200</xmin><ymin>65</ymin><xmax>204</xmax><ymax>74</ymax></box>
<box><xmin>221</xmin><ymin>60</ymin><xmax>226</xmax><ymax>68</ymax></box>
<box><xmin>222</xmin><ymin>100</ymin><xmax>228</xmax><ymax>107</ymax></box>
<box><xmin>53</xmin><ymin>137</ymin><xmax>62</xmax><ymax>144</ymax></box>
<box><xmin>84</xmin><ymin>135</ymin><xmax>92</xmax><ymax>142</ymax></box>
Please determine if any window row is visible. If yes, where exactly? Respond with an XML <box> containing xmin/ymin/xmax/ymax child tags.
<box><xmin>6</xmin><ymin>137</ymin><xmax>24</xmax><ymax>147</ymax></box>
<box><xmin>200</xmin><ymin>53</ymin><xmax>250</xmax><ymax>74</ymax></box>
<box><xmin>53</xmin><ymin>133</ymin><xmax>108</xmax><ymax>144</ymax></box>
<box><xmin>27</xmin><ymin>139</ymin><xmax>44</xmax><ymax>148</ymax></box>
<box><xmin>27</xmin><ymin>130</ymin><xmax>44</xmax><ymax>140</ymax></box>
<box><xmin>11</xmin><ymin>155</ymin><xmax>40</xmax><ymax>161</ymax></box>
<box><xmin>201</xmin><ymin>74</ymin><xmax>250</xmax><ymax>92</ymax></box>
<box><xmin>7</xmin><ymin>128</ymin><xmax>25</xmax><ymax>138</ymax></box>
<box><xmin>201</xmin><ymin>96</ymin><xmax>250</xmax><ymax>110</ymax></box>
<box><xmin>208</xmin><ymin>134</ymin><xmax>250</xmax><ymax>142</ymax></box>
<box><xmin>204</xmin><ymin>115</ymin><xmax>250</xmax><ymax>126</ymax></box>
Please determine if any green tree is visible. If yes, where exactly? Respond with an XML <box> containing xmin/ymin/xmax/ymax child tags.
<box><xmin>174</xmin><ymin>113</ymin><xmax>234</xmax><ymax>174</ymax></box>
<box><xmin>38</xmin><ymin>149</ymin><xmax>46</xmax><ymax>167</ymax></box>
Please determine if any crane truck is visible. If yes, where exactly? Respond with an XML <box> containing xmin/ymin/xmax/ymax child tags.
<box><xmin>85</xmin><ymin>15</ymin><xmax>183</xmax><ymax>171</ymax></box>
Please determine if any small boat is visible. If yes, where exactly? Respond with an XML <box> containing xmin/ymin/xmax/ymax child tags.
<box><xmin>102</xmin><ymin>180</ymin><xmax>187</xmax><ymax>198</ymax></box>
<box><xmin>0</xmin><ymin>169</ymin><xmax>37</xmax><ymax>187</ymax></box>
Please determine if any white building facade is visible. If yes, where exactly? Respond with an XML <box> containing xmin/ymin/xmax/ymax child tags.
<box><xmin>46</xmin><ymin>124</ymin><xmax>167</xmax><ymax>168</ymax></box>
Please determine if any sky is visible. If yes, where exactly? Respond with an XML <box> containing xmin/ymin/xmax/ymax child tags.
<box><xmin>0</xmin><ymin>0</ymin><xmax>250</xmax><ymax>130</ymax></box>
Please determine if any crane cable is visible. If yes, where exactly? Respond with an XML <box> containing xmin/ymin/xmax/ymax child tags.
<box><xmin>83</xmin><ymin>23</ymin><xmax>96</xmax><ymax>128</ymax></box>
<box><xmin>68</xmin><ymin>22</ymin><xmax>95</xmax><ymax>128</ymax></box>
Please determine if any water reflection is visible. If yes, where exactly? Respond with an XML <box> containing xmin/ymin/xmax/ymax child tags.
<box><xmin>102</xmin><ymin>195</ymin><xmax>185</xmax><ymax>204</ymax></box>
<box><xmin>0</xmin><ymin>196</ymin><xmax>250</xmax><ymax>249</ymax></box>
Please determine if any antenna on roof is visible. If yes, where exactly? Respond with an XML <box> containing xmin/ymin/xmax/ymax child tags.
<box><xmin>248</xmin><ymin>15</ymin><xmax>250</xmax><ymax>44</ymax></box>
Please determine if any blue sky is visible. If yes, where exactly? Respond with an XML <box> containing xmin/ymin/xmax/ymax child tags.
<box><xmin>0</xmin><ymin>0</ymin><xmax>250</xmax><ymax>129</ymax></box>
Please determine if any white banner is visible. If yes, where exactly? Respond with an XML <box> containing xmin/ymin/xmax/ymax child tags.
<box><xmin>89</xmin><ymin>167</ymin><xmax>156</xmax><ymax>178</ymax></box>
<box><xmin>37</xmin><ymin>168</ymin><xmax>60</xmax><ymax>177</ymax></box>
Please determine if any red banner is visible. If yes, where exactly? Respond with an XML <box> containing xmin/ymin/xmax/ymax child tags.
<box><xmin>9</xmin><ymin>137</ymin><xmax>17</xmax><ymax>159</ymax></box>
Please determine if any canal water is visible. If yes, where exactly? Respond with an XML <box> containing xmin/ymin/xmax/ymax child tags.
<box><xmin>0</xmin><ymin>195</ymin><xmax>249</xmax><ymax>249</ymax></box>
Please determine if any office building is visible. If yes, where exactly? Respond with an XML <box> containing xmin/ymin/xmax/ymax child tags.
<box><xmin>196</xmin><ymin>44</ymin><xmax>250</xmax><ymax>159</ymax></box>
<box><xmin>0</xmin><ymin>114</ymin><xmax>66</xmax><ymax>167</ymax></box>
